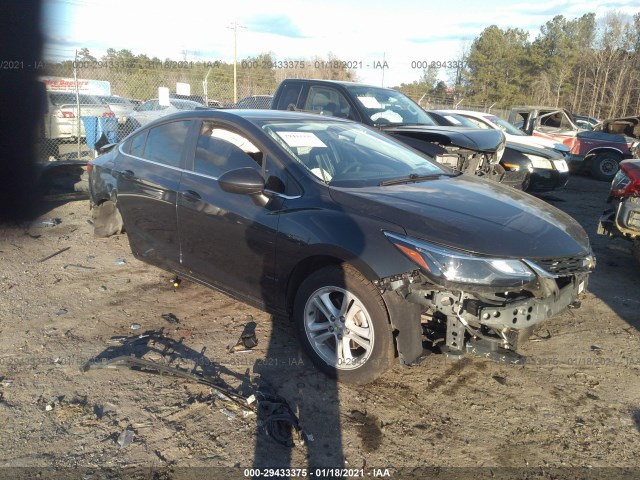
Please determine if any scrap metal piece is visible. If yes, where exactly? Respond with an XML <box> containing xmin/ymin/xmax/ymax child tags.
<box><xmin>38</xmin><ymin>246</ymin><xmax>71</xmax><ymax>263</ymax></box>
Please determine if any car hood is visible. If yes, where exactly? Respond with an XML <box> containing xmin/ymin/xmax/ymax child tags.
<box><xmin>382</xmin><ymin>125</ymin><xmax>504</xmax><ymax>153</ymax></box>
<box><xmin>505</xmin><ymin>141</ymin><xmax>564</xmax><ymax>160</ymax></box>
<box><xmin>330</xmin><ymin>174</ymin><xmax>589</xmax><ymax>259</ymax></box>
<box><xmin>506</xmin><ymin>133</ymin><xmax>568</xmax><ymax>152</ymax></box>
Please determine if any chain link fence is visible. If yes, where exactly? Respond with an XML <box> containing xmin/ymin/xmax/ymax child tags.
<box><xmin>38</xmin><ymin>65</ymin><xmax>277</xmax><ymax>163</ymax></box>
<box><xmin>36</xmin><ymin>64</ymin><xmax>514</xmax><ymax>177</ymax></box>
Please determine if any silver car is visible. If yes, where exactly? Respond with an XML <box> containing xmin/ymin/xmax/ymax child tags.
<box><xmin>44</xmin><ymin>92</ymin><xmax>114</xmax><ymax>141</ymax></box>
<box><xmin>97</xmin><ymin>95</ymin><xmax>136</xmax><ymax>125</ymax></box>
<box><xmin>123</xmin><ymin>98</ymin><xmax>205</xmax><ymax>134</ymax></box>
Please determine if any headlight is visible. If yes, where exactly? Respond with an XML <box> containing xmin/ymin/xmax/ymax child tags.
<box><xmin>385</xmin><ymin>232</ymin><xmax>536</xmax><ymax>287</ymax></box>
<box><xmin>495</xmin><ymin>142</ymin><xmax>505</xmax><ymax>163</ymax></box>
<box><xmin>523</xmin><ymin>153</ymin><xmax>553</xmax><ymax>170</ymax></box>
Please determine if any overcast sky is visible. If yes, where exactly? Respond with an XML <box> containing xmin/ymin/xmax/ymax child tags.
<box><xmin>42</xmin><ymin>0</ymin><xmax>639</xmax><ymax>87</ymax></box>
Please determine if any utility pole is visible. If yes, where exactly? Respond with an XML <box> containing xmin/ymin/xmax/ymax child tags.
<box><xmin>228</xmin><ymin>21</ymin><xmax>246</xmax><ymax>103</ymax></box>
<box><xmin>73</xmin><ymin>49</ymin><xmax>81</xmax><ymax>160</ymax></box>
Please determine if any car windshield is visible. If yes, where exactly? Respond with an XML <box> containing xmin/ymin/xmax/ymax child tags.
<box><xmin>439</xmin><ymin>113</ymin><xmax>479</xmax><ymax>128</ymax></box>
<box><xmin>261</xmin><ymin>120</ymin><xmax>444</xmax><ymax>187</ymax></box>
<box><xmin>483</xmin><ymin>114</ymin><xmax>526</xmax><ymax>136</ymax></box>
<box><xmin>49</xmin><ymin>93</ymin><xmax>102</xmax><ymax>105</ymax></box>
<box><xmin>345</xmin><ymin>86</ymin><xmax>436</xmax><ymax>126</ymax></box>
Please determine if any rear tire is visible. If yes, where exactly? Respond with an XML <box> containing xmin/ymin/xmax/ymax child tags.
<box><xmin>590</xmin><ymin>152</ymin><xmax>621</xmax><ymax>181</ymax></box>
<box><xmin>293</xmin><ymin>264</ymin><xmax>393</xmax><ymax>385</ymax></box>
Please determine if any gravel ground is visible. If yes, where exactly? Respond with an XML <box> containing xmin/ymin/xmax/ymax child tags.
<box><xmin>0</xmin><ymin>174</ymin><xmax>638</xmax><ymax>479</ymax></box>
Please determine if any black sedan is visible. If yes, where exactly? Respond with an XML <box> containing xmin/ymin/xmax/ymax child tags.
<box><xmin>89</xmin><ymin>110</ymin><xmax>595</xmax><ymax>384</ymax></box>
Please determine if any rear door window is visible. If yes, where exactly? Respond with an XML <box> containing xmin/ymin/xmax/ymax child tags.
<box><xmin>276</xmin><ymin>83</ymin><xmax>303</xmax><ymax>110</ymax></box>
<box><xmin>142</xmin><ymin>120</ymin><xmax>192</xmax><ymax>168</ymax></box>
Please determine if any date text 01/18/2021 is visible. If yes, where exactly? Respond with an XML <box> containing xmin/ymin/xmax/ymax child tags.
<box><xmin>242</xmin><ymin>468</ymin><xmax>391</xmax><ymax>477</ymax></box>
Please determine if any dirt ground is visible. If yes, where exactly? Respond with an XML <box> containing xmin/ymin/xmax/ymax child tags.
<box><xmin>0</xmin><ymin>175</ymin><xmax>639</xmax><ymax>479</ymax></box>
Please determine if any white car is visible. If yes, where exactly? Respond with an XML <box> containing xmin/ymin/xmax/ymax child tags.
<box><xmin>438</xmin><ymin>109</ymin><xmax>570</xmax><ymax>156</ymax></box>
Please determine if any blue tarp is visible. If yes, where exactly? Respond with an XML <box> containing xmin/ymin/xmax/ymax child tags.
<box><xmin>81</xmin><ymin>117</ymin><xmax>118</xmax><ymax>151</ymax></box>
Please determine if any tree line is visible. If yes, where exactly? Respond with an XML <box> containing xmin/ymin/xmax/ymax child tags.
<box><xmin>398</xmin><ymin>10</ymin><xmax>640</xmax><ymax>119</ymax></box>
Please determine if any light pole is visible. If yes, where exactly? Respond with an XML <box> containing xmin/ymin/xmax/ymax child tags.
<box><xmin>228</xmin><ymin>21</ymin><xmax>246</xmax><ymax>103</ymax></box>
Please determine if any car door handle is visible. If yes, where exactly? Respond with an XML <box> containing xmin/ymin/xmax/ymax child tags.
<box><xmin>181</xmin><ymin>190</ymin><xmax>201</xmax><ymax>201</ymax></box>
<box><xmin>121</xmin><ymin>169</ymin><xmax>135</xmax><ymax>178</ymax></box>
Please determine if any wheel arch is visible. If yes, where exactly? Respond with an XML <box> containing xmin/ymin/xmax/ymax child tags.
<box><xmin>285</xmin><ymin>254</ymin><xmax>378</xmax><ymax>313</ymax></box>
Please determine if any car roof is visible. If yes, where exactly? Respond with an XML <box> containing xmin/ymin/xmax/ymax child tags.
<box><xmin>438</xmin><ymin>109</ymin><xmax>494</xmax><ymax>118</ymax></box>
<box><xmin>140</xmin><ymin>108</ymin><xmax>355</xmax><ymax>128</ymax></box>
<box><xmin>280</xmin><ymin>78</ymin><xmax>393</xmax><ymax>90</ymax></box>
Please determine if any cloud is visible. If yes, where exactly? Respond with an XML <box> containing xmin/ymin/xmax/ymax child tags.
<box><xmin>244</xmin><ymin>15</ymin><xmax>307</xmax><ymax>38</ymax></box>
<box><xmin>409</xmin><ymin>33</ymin><xmax>475</xmax><ymax>44</ymax></box>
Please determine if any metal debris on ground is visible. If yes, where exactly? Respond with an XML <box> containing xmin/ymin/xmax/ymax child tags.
<box><xmin>117</xmin><ymin>429</ymin><xmax>134</xmax><ymax>448</ymax></box>
<box><xmin>63</xmin><ymin>264</ymin><xmax>96</xmax><ymax>270</ymax></box>
<box><xmin>35</xmin><ymin>218</ymin><xmax>62</xmax><ymax>228</ymax></box>
<box><xmin>115</xmin><ymin>259</ymin><xmax>126</xmax><ymax>265</ymax></box>
<box><xmin>219</xmin><ymin>408</ymin><xmax>237</xmax><ymax>419</ymax></box>
<box><xmin>161</xmin><ymin>313</ymin><xmax>179</xmax><ymax>324</ymax></box>
<box><xmin>45</xmin><ymin>396</ymin><xmax>62</xmax><ymax>411</ymax></box>
<box><xmin>529</xmin><ymin>329</ymin><xmax>552</xmax><ymax>342</ymax></box>
<box><xmin>81</xmin><ymin>341</ymin><xmax>306</xmax><ymax>448</ymax></box>
<box><xmin>38</xmin><ymin>246</ymin><xmax>71</xmax><ymax>263</ymax></box>
<box><xmin>130</xmin><ymin>323</ymin><xmax>141</xmax><ymax>330</ymax></box>
<box><xmin>55</xmin><ymin>307</ymin><xmax>68</xmax><ymax>316</ymax></box>
<box><xmin>227</xmin><ymin>317</ymin><xmax>258</xmax><ymax>353</ymax></box>
<box><xmin>1</xmin><ymin>379</ymin><xmax>13</xmax><ymax>387</ymax></box>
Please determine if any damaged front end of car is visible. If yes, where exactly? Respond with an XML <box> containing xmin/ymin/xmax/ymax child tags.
<box><xmin>377</xmin><ymin>232</ymin><xmax>595</xmax><ymax>364</ymax></box>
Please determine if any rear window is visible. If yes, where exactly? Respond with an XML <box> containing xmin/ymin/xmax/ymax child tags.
<box><xmin>49</xmin><ymin>93</ymin><xmax>102</xmax><ymax>105</ymax></box>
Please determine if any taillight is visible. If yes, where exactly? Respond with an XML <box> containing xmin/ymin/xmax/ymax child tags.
<box><xmin>54</xmin><ymin>109</ymin><xmax>75</xmax><ymax>119</ymax></box>
<box><xmin>87</xmin><ymin>160</ymin><xmax>93</xmax><ymax>176</ymax></box>
<box><xmin>611</xmin><ymin>161</ymin><xmax>640</xmax><ymax>197</ymax></box>
<box><xmin>102</xmin><ymin>106</ymin><xmax>115</xmax><ymax>118</ymax></box>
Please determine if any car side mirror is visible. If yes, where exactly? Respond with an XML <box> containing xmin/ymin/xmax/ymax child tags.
<box><xmin>218</xmin><ymin>167</ymin><xmax>269</xmax><ymax>206</ymax></box>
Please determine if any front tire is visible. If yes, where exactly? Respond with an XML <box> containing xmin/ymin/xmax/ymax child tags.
<box><xmin>293</xmin><ymin>264</ymin><xmax>393</xmax><ymax>385</ymax></box>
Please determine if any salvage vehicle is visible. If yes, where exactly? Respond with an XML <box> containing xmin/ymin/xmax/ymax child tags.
<box><xmin>598</xmin><ymin>158</ymin><xmax>640</xmax><ymax>264</ymax></box>
<box><xmin>432</xmin><ymin>110</ymin><xmax>569</xmax><ymax>192</ymax></box>
<box><xmin>508</xmin><ymin>106</ymin><xmax>633</xmax><ymax>181</ymax></box>
<box><xmin>437</xmin><ymin>109</ymin><xmax>570</xmax><ymax>156</ymax></box>
<box><xmin>271</xmin><ymin>79</ymin><xmax>507</xmax><ymax>183</ymax></box>
<box><xmin>89</xmin><ymin>109</ymin><xmax>595</xmax><ymax>384</ymax></box>
<box><xmin>595</xmin><ymin>115</ymin><xmax>640</xmax><ymax>143</ymax></box>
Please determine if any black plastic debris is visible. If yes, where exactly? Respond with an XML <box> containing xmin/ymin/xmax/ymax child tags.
<box><xmin>227</xmin><ymin>318</ymin><xmax>258</xmax><ymax>353</ymax></box>
<box><xmin>256</xmin><ymin>391</ymin><xmax>305</xmax><ymax>448</ymax></box>
<box><xmin>492</xmin><ymin>375</ymin><xmax>507</xmax><ymax>385</ymax></box>
<box><xmin>161</xmin><ymin>313</ymin><xmax>179</xmax><ymax>324</ymax></box>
